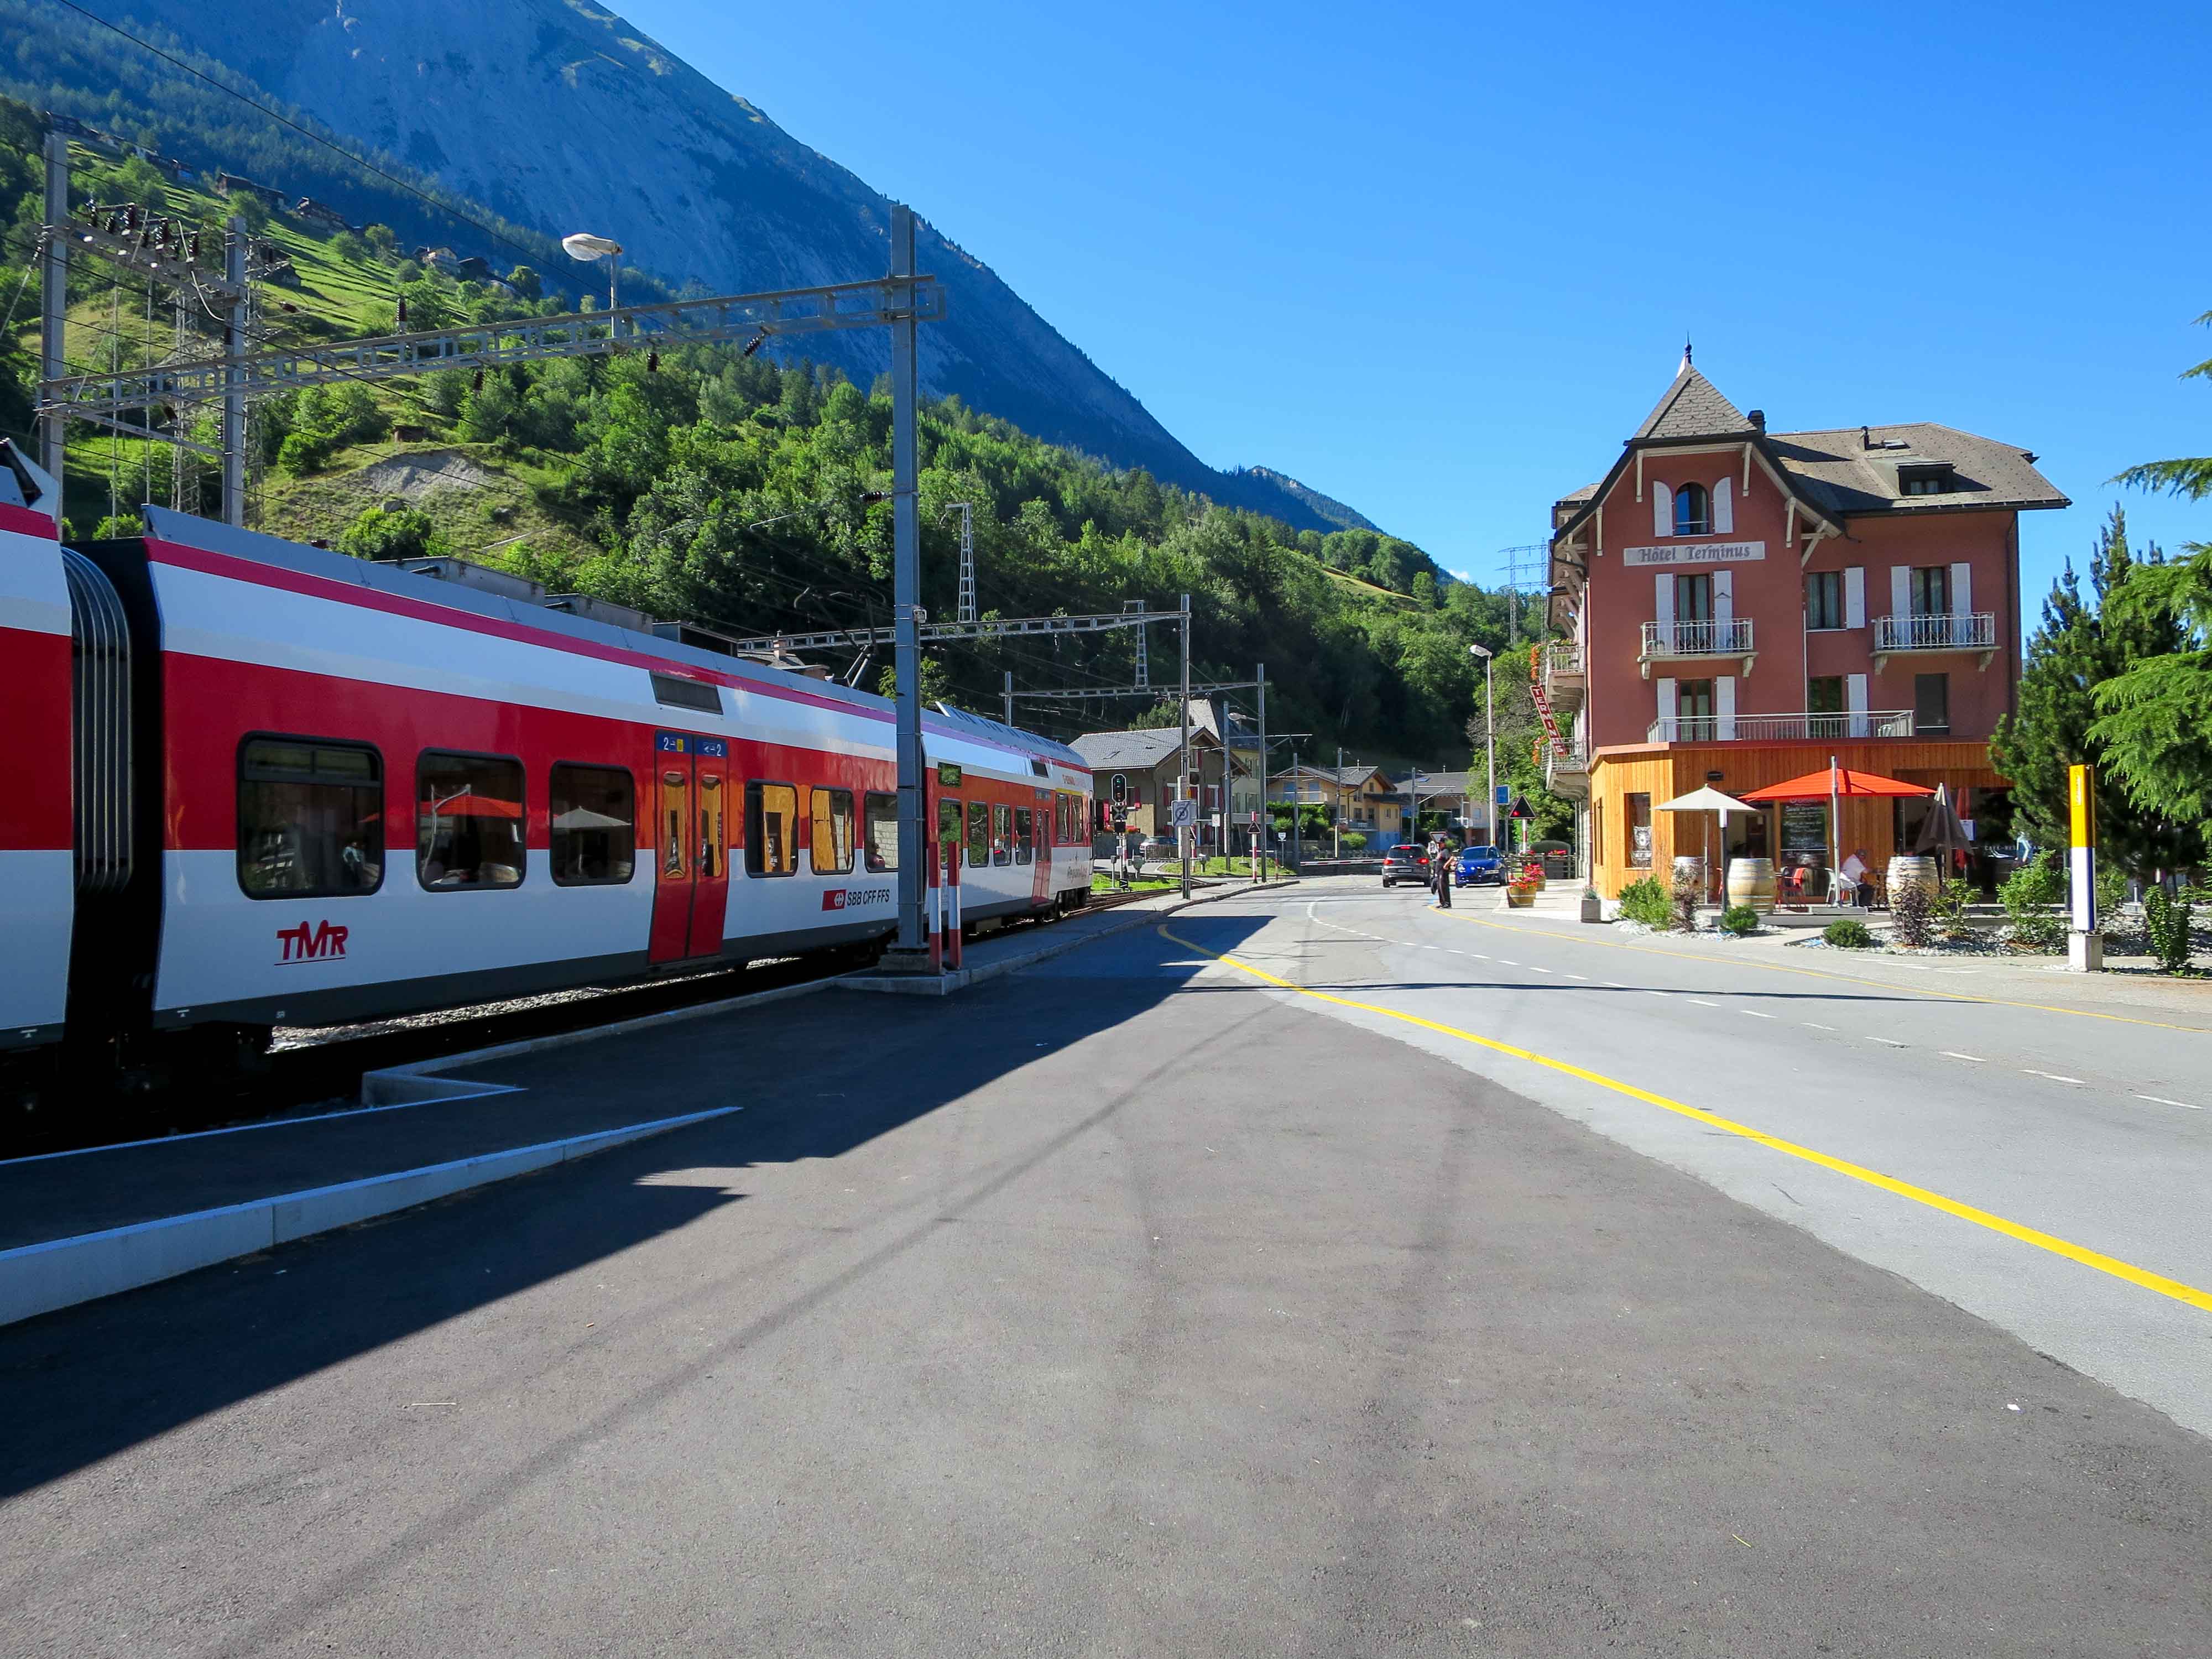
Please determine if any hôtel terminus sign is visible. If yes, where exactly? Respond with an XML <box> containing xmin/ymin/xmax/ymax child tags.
<box><xmin>1621</xmin><ymin>540</ymin><xmax>1766</xmax><ymax>567</ymax></box>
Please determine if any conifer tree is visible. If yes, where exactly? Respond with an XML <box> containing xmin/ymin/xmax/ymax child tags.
<box><xmin>1992</xmin><ymin>508</ymin><xmax>2203</xmax><ymax>877</ymax></box>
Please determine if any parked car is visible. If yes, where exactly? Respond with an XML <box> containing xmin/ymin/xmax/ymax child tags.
<box><xmin>1136</xmin><ymin>835</ymin><xmax>1178</xmax><ymax>862</ymax></box>
<box><xmin>1455</xmin><ymin>844</ymin><xmax>1504</xmax><ymax>886</ymax></box>
<box><xmin>1380</xmin><ymin>843</ymin><xmax>1431</xmax><ymax>888</ymax></box>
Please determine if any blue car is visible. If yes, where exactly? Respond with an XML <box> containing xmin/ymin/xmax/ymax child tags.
<box><xmin>1455</xmin><ymin>844</ymin><xmax>1503</xmax><ymax>886</ymax></box>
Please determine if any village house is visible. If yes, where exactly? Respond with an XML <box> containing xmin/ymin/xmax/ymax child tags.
<box><xmin>1269</xmin><ymin>763</ymin><xmax>1407</xmax><ymax>841</ymax></box>
<box><xmin>1071</xmin><ymin>726</ymin><xmax>1228</xmax><ymax>853</ymax></box>
<box><xmin>1543</xmin><ymin>349</ymin><xmax>2066</xmax><ymax>899</ymax></box>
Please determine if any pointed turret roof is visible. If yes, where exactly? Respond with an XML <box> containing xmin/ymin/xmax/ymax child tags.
<box><xmin>1632</xmin><ymin>348</ymin><xmax>1757</xmax><ymax>442</ymax></box>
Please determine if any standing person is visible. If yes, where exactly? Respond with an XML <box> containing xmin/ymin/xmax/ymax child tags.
<box><xmin>1431</xmin><ymin>833</ymin><xmax>1453</xmax><ymax>910</ymax></box>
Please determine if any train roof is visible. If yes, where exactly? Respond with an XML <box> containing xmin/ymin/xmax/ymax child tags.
<box><xmin>133</xmin><ymin>508</ymin><xmax>1088</xmax><ymax>771</ymax></box>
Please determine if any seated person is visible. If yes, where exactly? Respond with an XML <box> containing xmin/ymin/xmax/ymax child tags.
<box><xmin>1840</xmin><ymin>847</ymin><xmax>1874</xmax><ymax>907</ymax></box>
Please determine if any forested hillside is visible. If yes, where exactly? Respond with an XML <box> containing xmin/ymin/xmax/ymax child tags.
<box><xmin>0</xmin><ymin>111</ymin><xmax>1517</xmax><ymax>764</ymax></box>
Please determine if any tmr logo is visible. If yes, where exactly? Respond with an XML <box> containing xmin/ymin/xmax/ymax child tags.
<box><xmin>275</xmin><ymin>919</ymin><xmax>348</xmax><ymax>966</ymax></box>
<box><xmin>822</xmin><ymin>888</ymin><xmax>893</xmax><ymax>911</ymax></box>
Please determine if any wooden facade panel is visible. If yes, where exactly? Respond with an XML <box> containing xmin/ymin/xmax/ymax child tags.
<box><xmin>1584</xmin><ymin>740</ymin><xmax>2002</xmax><ymax>898</ymax></box>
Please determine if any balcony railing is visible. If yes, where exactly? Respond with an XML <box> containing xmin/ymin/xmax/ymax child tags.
<box><xmin>1546</xmin><ymin>744</ymin><xmax>1589</xmax><ymax>774</ymax></box>
<box><xmin>1645</xmin><ymin>709</ymin><xmax>1915</xmax><ymax>743</ymax></box>
<box><xmin>1639</xmin><ymin>618</ymin><xmax>1755</xmax><ymax>658</ymax></box>
<box><xmin>1545</xmin><ymin>642</ymin><xmax>1585</xmax><ymax>681</ymax></box>
<box><xmin>1874</xmin><ymin>612</ymin><xmax>1997</xmax><ymax>653</ymax></box>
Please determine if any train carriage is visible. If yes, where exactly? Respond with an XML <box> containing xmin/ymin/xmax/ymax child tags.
<box><xmin>0</xmin><ymin>444</ymin><xmax>72</xmax><ymax>1054</ymax></box>
<box><xmin>1</xmin><ymin>457</ymin><xmax>1093</xmax><ymax>1112</ymax></box>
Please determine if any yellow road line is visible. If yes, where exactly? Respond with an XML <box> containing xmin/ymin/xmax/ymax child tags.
<box><xmin>1157</xmin><ymin>922</ymin><xmax>2212</xmax><ymax>1317</ymax></box>
<box><xmin>1433</xmin><ymin>909</ymin><xmax>2212</xmax><ymax>1035</ymax></box>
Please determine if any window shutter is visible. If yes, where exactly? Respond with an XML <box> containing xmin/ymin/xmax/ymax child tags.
<box><xmin>1846</xmin><ymin>671</ymin><xmax>1869</xmax><ymax>738</ymax></box>
<box><xmin>1949</xmin><ymin>561</ymin><xmax>1972</xmax><ymax>617</ymax></box>
<box><xmin>1712</xmin><ymin>567</ymin><xmax>1733</xmax><ymax>623</ymax></box>
<box><xmin>1654</xmin><ymin>572</ymin><xmax>1673</xmax><ymax>624</ymax></box>
<box><xmin>1715</xmin><ymin>675</ymin><xmax>1736</xmax><ymax>740</ymax></box>
<box><xmin>1844</xmin><ymin>566</ymin><xmax>1866</xmax><ymax>629</ymax></box>
<box><xmin>1652</xmin><ymin>482</ymin><xmax>1672</xmax><ymax>538</ymax></box>
<box><xmin>1890</xmin><ymin>565</ymin><xmax>1911</xmax><ymax>620</ymax></box>
<box><xmin>1656</xmin><ymin>676</ymin><xmax>1677</xmax><ymax>737</ymax></box>
<box><xmin>1713</xmin><ymin>476</ymin><xmax>1734</xmax><ymax>534</ymax></box>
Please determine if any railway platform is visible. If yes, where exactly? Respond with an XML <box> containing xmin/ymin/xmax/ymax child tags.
<box><xmin>0</xmin><ymin>879</ymin><xmax>1294</xmax><ymax>1329</ymax></box>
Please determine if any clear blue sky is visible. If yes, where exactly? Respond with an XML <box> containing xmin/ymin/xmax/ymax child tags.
<box><xmin>623</xmin><ymin>0</ymin><xmax>2209</xmax><ymax>615</ymax></box>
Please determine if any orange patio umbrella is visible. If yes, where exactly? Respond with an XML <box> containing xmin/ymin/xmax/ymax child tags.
<box><xmin>1739</xmin><ymin>759</ymin><xmax>1932</xmax><ymax>873</ymax></box>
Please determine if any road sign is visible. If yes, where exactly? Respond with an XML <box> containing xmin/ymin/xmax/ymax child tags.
<box><xmin>1509</xmin><ymin>796</ymin><xmax>1533</xmax><ymax>821</ymax></box>
<box><xmin>1169</xmin><ymin>799</ymin><xmax>1198</xmax><ymax>828</ymax></box>
<box><xmin>1495</xmin><ymin>784</ymin><xmax>1511</xmax><ymax>807</ymax></box>
<box><xmin>1250</xmin><ymin>809</ymin><xmax>1261</xmax><ymax>826</ymax></box>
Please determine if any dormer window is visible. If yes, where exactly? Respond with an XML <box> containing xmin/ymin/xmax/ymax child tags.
<box><xmin>1673</xmin><ymin>482</ymin><xmax>1710</xmax><ymax>536</ymax></box>
<box><xmin>1898</xmin><ymin>462</ymin><xmax>1954</xmax><ymax>497</ymax></box>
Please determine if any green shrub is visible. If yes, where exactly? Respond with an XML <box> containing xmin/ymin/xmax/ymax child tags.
<box><xmin>1618</xmin><ymin>875</ymin><xmax>1671</xmax><ymax>927</ymax></box>
<box><xmin>1930</xmin><ymin>877</ymin><xmax>1974</xmax><ymax>934</ymax></box>
<box><xmin>1824</xmin><ymin>918</ymin><xmax>1873</xmax><ymax>949</ymax></box>
<box><xmin>2000</xmin><ymin>853</ymin><xmax>2067</xmax><ymax>951</ymax></box>
<box><xmin>1337</xmin><ymin>831</ymin><xmax>1366</xmax><ymax>853</ymax></box>
<box><xmin>2143</xmin><ymin>885</ymin><xmax>2199</xmax><ymax>975</ymax></box>
<box><xmin>336</xmin><ymin>506</ymin><xmax>446</xmax><ymax>562</ymax></box>
<box><xmin>1720</xmin><ymin>905</ymin><xmax>1759</xmax><ymax>936</ymax></box>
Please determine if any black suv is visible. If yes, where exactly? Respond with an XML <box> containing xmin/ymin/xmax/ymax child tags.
<box><xmin>1380</xmin><ymin>843</ymin><xmax>1431</xmax><ymax>888</ymax></box>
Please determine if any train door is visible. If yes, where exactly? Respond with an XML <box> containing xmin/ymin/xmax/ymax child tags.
<box><xmin>649</xmin><ymin>733</ymin><xmax>731</xmax><ymax>964</ymax></box>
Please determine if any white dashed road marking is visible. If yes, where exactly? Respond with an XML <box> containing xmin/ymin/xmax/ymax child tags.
<box><xmin>1868</xmin><ymin>1037</ymin><xmax>1907</xmax><ymax>1048</ymax></box>
<box><xmin>1687</xmin><ymin>999</ymin><xmax>1720</xmax><ymax>1008</ymax></box>
<box><xmin>1739</xmin><ymin>1009</ymin><xmax>1775</xmax><ymax>1019</ymax></box>
<box><xmin>1942</xmin><ymin>1052</ymin><xmax>1986</xmax><ymax>1063</ymax></box>
<box><xmin>1803</xmin><ymin>1022</ymin><xmax>1837</xmax><ymax>1031</ymax></box>
<box><xmin>2135</xmin><ymin>1095</ymin><xmax>2200</xmax><ymax>1110</ymax></box>
<box><xmin>2023</xmin><ymin>1069</ymin><xmax>2086</xmax><ymax>1085</ymax></box>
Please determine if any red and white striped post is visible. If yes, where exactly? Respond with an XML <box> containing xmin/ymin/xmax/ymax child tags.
<box><xmin>945</xmin><ymin>843</ymin><xmax>964</xmax><ymax>970</ymax></box>
<box><xmin>926</xmin><ymin>839</ymin><xmax>943</xmax><ymax>972</ymax></box>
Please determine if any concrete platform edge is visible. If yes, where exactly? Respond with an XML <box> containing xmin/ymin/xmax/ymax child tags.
<box><xmin>365</xmin><ymin>975</ymin><xmax>831</xmax><ymax>1084</ymax></box>
<box><xmin>0</xmin><ymin>1106</ymin><xmax>737</xmax><ymax>1328</ymax></box>
<box><xmin>839</xmin><ymin>880</ymin><xmax>1301</xmax><ymax>997</ymax></box>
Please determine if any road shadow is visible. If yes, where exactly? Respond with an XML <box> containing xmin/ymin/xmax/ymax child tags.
<box><xmin>0</xmin><ymin>914</ymin><xmax>1269</xmax><ymax>1498</ymax></box>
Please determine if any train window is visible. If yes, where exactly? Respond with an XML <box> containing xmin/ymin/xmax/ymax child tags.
<box><xmin>744</xmin><ymin>781</ymin><xmax>800</xmax><ymax>876</ymax></box>
<box><xmin>966</xmin><ymin>800</ymin><xmax>990</xmax><ymax>868</ymax></box>
<box><xmin>863</xmin><ymin>791</ymin><xmax>899</xmax><ymax>872</ymax></box>
<box><xmin>550</xmin><ymin>764</ymin><xmax>635</xmax><ymax>886</ymax></box>
<box><xmin>992</xmin><ymin>804</ymin><xmax>1013</xmax><ymax>866</ymax></box>
<box><xmin>938</xmin><ymin>799</ymin><xmax>962</xmax><ymax>872</ymax></box>
<box><xmin>649</xmin><ymin>672</ymin><xmax>722</xmax><ymax>714</ymax></box>
<box><xmin>417</xmin><ymin>752</ymin><xmax>525</xmax><ymax>890</ymax></box>
<box><xmin>810</xmin><ymin>787</ymin><xmax>855</xmax><ymax>874</ymax></box>
<box><xmin>237</xmin><ymin>737</ymin><xmax>383</xmax><ymax>899</ymax></box>
<box><xmin>1014</xmin><ymin>806</ymin><xmax>1034</xmax><ymax>865</ymax></box>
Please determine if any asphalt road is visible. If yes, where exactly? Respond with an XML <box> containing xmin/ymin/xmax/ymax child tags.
<box><xmin>4</xmin><ymin>888</ymin><xmax>2210</xmax><ymax>1656</ymax></box>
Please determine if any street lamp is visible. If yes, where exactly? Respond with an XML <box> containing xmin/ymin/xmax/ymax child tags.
<box><xmin>1469</xmin><ymin>643</ymin><xmax>1495</xmax><ymax>853</ymax></box>
<box><xmin>561</xmin><ymin>232</ymin><xmax>623</xmax><ymax>312</ymax></box>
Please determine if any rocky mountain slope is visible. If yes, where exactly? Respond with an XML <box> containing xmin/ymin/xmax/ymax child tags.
<box><xmin>30</xmin><ymin>0</ymin><xmax>1358</xmax><ymax>534</ymax></box>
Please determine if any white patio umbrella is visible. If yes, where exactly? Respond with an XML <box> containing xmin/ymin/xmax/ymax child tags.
<box><xmin>1656</xmin><ymin>784</ymin><xmax>1756</xmax><ymax>901</ymax></box>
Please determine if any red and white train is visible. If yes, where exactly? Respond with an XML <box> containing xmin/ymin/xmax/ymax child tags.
<box><xmin>0</xmin><ymin>438</ymin><xmax>1093</xmax><ymax>1104</ymax></box>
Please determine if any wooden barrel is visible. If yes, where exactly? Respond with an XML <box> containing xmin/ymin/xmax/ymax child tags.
<box><xmin>1672</xmin><ymin>855</ymin><xmax>1706</xmax><ymax>896</ymax></box>
<box><xmin>1887</xmin><ymin>854</ymin><xmax>1939</xmax><ymax>906</ymax></box>
<box><xmin>1726</xmin><ymin>857</ymin><xmax>1776</xmax><ymax>915</ymax></box>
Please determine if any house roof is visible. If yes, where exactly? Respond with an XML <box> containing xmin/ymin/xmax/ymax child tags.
<box><xmin>1071</xmin><ymin>728</ymin><xmax>1214</xmax><ymax>770</ymax></box>
<box><xmin>1633</xmin><ymin>356</ymin><xmax>1757</xmax><ymax>442</ymax></box>
<box><xmin>1272</xmin><ymin>763</ymin><xmax>1391</xmax><ymax>788</ymax></box>
<box><xmin>1761</xmin><ymin>423</ymin><xmax>2069</xmax><ymax>517</ymax></box>
<box><xmin>1551</xmin><ymin>359</ymin><xmax>2068</xmax><ymax>555</ymax></box>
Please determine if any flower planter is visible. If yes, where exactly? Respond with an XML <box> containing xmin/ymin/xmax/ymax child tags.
<box><xmin>1506</xmin><ymin>889</ymin><xmax>1536</xmax><ymax>909</ymax></box>
<box><xmin>1579</xmin><ymin>895</ymin><xmax>1603</xmax><ymax>923</ymax></box>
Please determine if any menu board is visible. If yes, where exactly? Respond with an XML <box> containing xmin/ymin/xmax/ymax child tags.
<box><xmin>1781</xmin><ymin>802</ymin><xmax>1829</xmax><ymax>855</ymax></box>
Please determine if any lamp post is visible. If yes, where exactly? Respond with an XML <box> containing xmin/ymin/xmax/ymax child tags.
<box><xmin>561</xmin><ymin>232</ymin><xmax>623</xmax><ymax>312</ymax></box>
<box><xmin>1469</xmin><ymin>643</ymin><xmax>1495</xmax><ymax>851</ymax></box>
